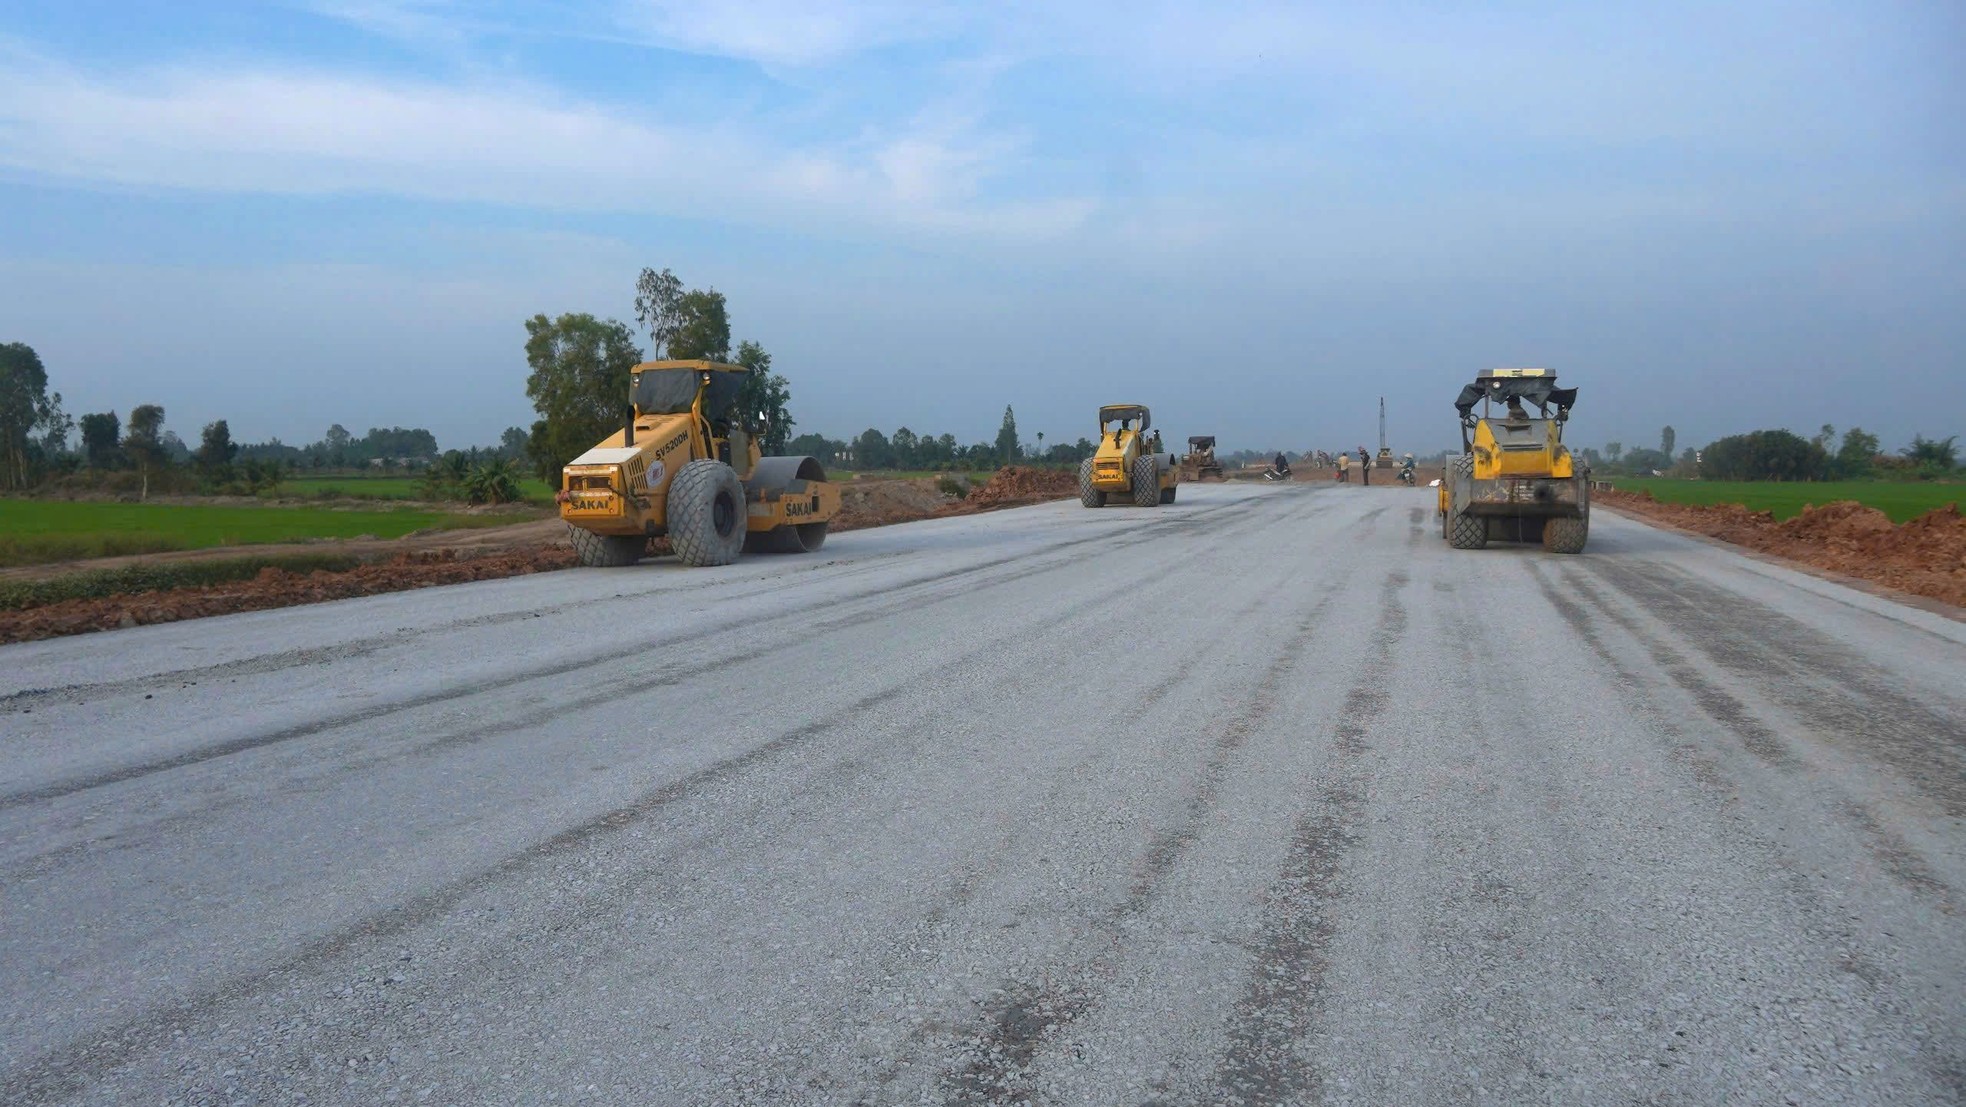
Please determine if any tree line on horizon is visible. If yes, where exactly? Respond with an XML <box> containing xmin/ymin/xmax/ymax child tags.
<box><xmin>0</xmin><ymin>340</ymin><xmax>528</xmax><ymax>498</ymax></box>
<box><xmin>1579</xmin><ymin>423</ymin><xmax>1958</xmax><ymax>481</ymax></box>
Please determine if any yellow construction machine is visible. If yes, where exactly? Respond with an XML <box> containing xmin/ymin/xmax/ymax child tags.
<box><xmin>558</xmin><ymin>359</ymin><xmax>841</xmax><ymax>567</ymax></box>
<box><xmin>1079</xmin><ymin>404</ymin><xmax>1181</xmax><ymax>507</ymax></box>
<box><xmin>1439</xmin><ymin>368</ymin><xmax>1588</xmax><ymax>552</ymax></box>
<box><xmin>1181</xmin><ymin>435</ymin><xmax>1225</xmax><ymax>482</ymax></box>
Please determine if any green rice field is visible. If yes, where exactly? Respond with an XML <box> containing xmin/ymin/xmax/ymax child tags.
<box><xmin>286</xmin><ymin>474</ymin><xmax>557</xmax><ymax>503</ymax></box>
<box><xmin>1611</xmin><ymin>478</ymin><xmax>1960</xmax><ymax>523</ymax></box>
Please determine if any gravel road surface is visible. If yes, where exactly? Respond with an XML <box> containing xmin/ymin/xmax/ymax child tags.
<box><xmin>3</xmin><ymin>481</ymin><xmax>1962</xmax><ymax>1105</ymax></box>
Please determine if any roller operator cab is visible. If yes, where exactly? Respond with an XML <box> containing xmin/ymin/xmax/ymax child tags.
<box><xmin>558</xmin><ymin>359</ymin><xmax>841</xmax><ymax>567</ymax></box>
<box><xmin>1438</xmin><ymin>368</ymin><xmax>1590</xmax><ymax>553</ymax></box>
<box><xmin>1079</xmin><ymin>404</ymin><xmax>1181</xmax><ymax>507</ymax></box>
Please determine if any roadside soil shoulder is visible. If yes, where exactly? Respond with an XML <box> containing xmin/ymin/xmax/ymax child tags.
<box><xmin>0</xmin><ymin>470</ymin><xmax>1079</xmax><ymax>644</ymax></box>
<box><xmin>1596</xmin><ymin>489</ymin><xmax>1964</xmax><ymax>612</ymax></box>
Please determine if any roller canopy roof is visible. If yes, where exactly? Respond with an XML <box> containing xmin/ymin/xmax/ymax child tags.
<box><xmin>1188</xmin><ymin>435</ymin><xmax>1216</xmax><ymax>448</ymax></box>
<box><xmin>632</xmin><ymin>360</ymin><xmax>747</xmax><ymax>419</ymax></box>
<box><xmin>1454</xmin><ymin>371</ymin><xmax>1578</xmax><ymax>419</ymax></box>
<box><xmin>1099</xmin><ymin>404</ymin><xmax>1151</xmax><ymax>429</ymax></box>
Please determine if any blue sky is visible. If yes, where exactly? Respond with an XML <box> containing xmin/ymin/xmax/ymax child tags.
<box><xmin>1</xmin><ymin>0</ymin><xmax>1960</xmax><ymax>456</ymax></box>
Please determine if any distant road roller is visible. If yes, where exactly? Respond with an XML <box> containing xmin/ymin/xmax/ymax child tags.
<box><xmin>558</xmin><ymin>359</ymin><xmax>840</xmax><ymax>567</ymax></box>
<box><xmin>1079</xmin><ymin>404</ymin><xmax>1181</xmax><ymax>507</ymax></box>
<box><xmin>1439</xmin><ymin>368</ymin><xmax>1589</xmax><ymax>553</ymax></box>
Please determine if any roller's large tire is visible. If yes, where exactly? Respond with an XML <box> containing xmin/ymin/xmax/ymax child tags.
<box><xmin>668</xmin><ymin>459</ymin><xmax>747</xmax><ymax>567</ymax></box>
<box><xmin>745</xmin><ymin>521</ymin><xmax>829</xmax><ymax>554</ymax></box>
<box><xmin>1447</xmin><ymin>513</ymin><xmax>1487</xmax><ymax>550</ymax></box>
<box><xmin>1543</xmin><ymin>514</ymin><xmax>1588</xmax><ymax>554</ymax></box>
<box><xmin>1131</xmin><ymin>455</ymin><xmax>1161</xmax><ymax>507</ymax></box>
<box><xmin>1078</xmin><ymin>459</ymin><xmax>1105</xmax><ymax>508</ymax></box>
<box><xmin>568</xmin><ymin>525</ymin><xmax>644</xmax><ymax>567</ymax></box>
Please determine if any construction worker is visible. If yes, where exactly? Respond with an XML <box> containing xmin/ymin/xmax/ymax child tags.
<box><xmin>1399</xmin><ymin>452</ymin><xmax>1416</xmax><ymax>485</ymax></box>
<box><xmin>1337</xmin><ymin>451</ymin><xmax>1350</xmax><ymax>483</ymax></box>
<box><xmin>1358</xmin><ymin>446</ymin><xmax>1371</xmax><ymax>486</ymax></box>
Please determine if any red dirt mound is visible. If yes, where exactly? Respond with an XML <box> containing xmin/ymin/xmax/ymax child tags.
<box><xmin>954</xmin><ymin>466</ymin><xmax>1079</xmax><ymax>510</ymax></box>
<box><xmin>1599</xmin><ymin>490</ymin><xmax>1965</xmax><ymax>609</ymax></box>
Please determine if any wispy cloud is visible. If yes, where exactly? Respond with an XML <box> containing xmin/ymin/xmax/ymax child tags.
<box><xmin>610</xmin><ymin>0</ymin><xmax>964</xmax><ymax>70</ymax></box>
<box><xmin>0</xmin><ymin>46</ymin><xmax>1093</xmax><ymax>238</ymax></box>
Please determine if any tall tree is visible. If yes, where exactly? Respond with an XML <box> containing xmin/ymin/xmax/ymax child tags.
<box><xmin>1</xmin><ymin>341</ymin><xmax>64</xmax><ymax>489</ymax></box>
<box><xmin>734</xmin><ymin>340</ymin><xmax>794</xmax><ymax>454</ymax></box>
<box><xmin>854</xmin><ymin>428</ymin><xmax>895</xmax><ymax>469</ymax></box>
<box><xmin>522</xmin><ymin>312</ymin><xmax>644</xmax><ymax>481</ymax></box>
<box><xmin>669</xmin><ymin>289</ymin><xmax>731</xmax><ymax>361</ymax></box>
<box><xmin>126</xmin><ymin>403</ymin><xmax>168</xmax><ymax>500</ymax></box>
<box><xmin>995</xmin><ymin>405</ymin><xmax>1021</xmax><ymax>464</ymax></box>
<box><xmin>499</xmin><ymin>426</ymin><xmax>529</xmax><ymax>460</ymax></box>
<box><xmin>195</xmin><ymin>419</ymin><xmax>238</xmax><ymax>486</ymax></box>
<box><xmin>80</xmin><ymin>411</ymin><xmax>121</xmax><ymax>469</ymax></box>
<box><xmin>1834</xmin><ymin>427</ymin><xmax>1878</xmax><ymax>478</ymax></box>
<box><xmin>890</xmin><ymin>427</ymin><xmax>920</xmax><ymax>469</ymax></box>
<box><xmin>633</xmin><ymin>267</ymin><xmax>686</xmax><ymax>356</ymax></box>
<box><xmin>1660</xmin><ymin>425</ymin><xmax>1676</xmax><ymax>457</ymax></box>
<box><xmin>322</xmin><ymin>423</ymin><xmax>353</xmax><ymax>467</ymax></box>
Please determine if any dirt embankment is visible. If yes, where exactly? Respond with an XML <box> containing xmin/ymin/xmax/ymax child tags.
<box><xmin>0</xmin><ymin>469</ymin><xmax>1080</xmax><ymax>644</ymax></box>
<box><xmin>1599</xmin><ymin>490</ymin><xmax>1966</xmax><ymax>609</ymax></box>
<box><xmin>2</xmin><ymin>549</ymin><xmax>580</xmax><ymax>643</ymax></box>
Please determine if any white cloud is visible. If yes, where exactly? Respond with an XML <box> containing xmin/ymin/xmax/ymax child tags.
<box><xmin>0</xmin><ymin>48</ymin><xmax>1093</xmax><ymax>239</ymax></box>
<box><xmin>611</xmin><ymin>0</ymin><xmax>962</xmax><ymax>69</ymax></box>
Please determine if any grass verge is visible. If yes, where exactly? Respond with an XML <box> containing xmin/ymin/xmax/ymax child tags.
<box><xmin>1610</xmin><ymin>478</ymin><xmax>1961</xmax><ymax>523</ymax></box>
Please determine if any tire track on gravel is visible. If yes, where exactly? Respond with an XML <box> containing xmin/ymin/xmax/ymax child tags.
<box><xmin>1536</xmin><ymin>563</ymin><xmax>1942</xmax><ymax>976</ymax></box>
<box><xmin>1</xmin><ymin>499</ymin><xmax>1271</xmax><ymax>810</ymax></box>
<box><xmin>1206</xmin><ymin>567</ymin><xmax>1407</xmax><ymax>1107</ymax></box>
<box><xmin>1567</xmin><ymin>567</ymin><xmax>1956</xmax><ymax>904</ymax></box>
<box><xmin>936</xmin><ymin>572</ymin><xmax>1341</xmax><ymax>1107</ymax></box>
<box><xmin>2</xmin><ymin>536</ymin><xmax>1239</xmax><ymax>1104</ymax></box>
<box><xmin>0</xmin><ymin>530</ymin><xmax>1220</xmax><ymax>888</ymax></box>
<box><xmin>2</xmin><ymin>496</ymin><xmax>1258</xmax><ymax>713</ymax></box>
<box><xmin>1594</xmin><ymin>560</ymin><xmax>1966</xmax><ymax>817</ymax></box>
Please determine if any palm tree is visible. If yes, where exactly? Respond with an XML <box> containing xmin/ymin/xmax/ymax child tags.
<box><xmin>465</xmin><ymin>458</ymin><xmax>523</xmax><ymax>504</ymax></box>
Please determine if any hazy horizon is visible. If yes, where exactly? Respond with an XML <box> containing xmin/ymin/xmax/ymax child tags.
<box><xmin>2</xmin><ymin>1</ymin><xmax>1960</xmax><ymax>460</ymax></box>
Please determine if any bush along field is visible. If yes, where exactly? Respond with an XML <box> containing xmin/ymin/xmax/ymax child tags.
<box><xmin>1608</xmin><ymin>479</ymin><xmax>1961</xmax><ymax>524</ymax></box>
<box><xmin>0</xmin><ymin>500</ymin><xmax>527</xmax><ymax>568</ymax></box>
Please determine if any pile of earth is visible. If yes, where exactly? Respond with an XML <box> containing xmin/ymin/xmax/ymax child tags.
<box><xmin>950</xmin><ymin>466</ymin><xmax>1079</xmax><ymax>510</ymax></box>
<box><xmin>833</xmin><ymin>467</ymin><xmax>1076</xmax><ymax>527</ymax></box>
<box><xmin>835</xmin><ymin>477</ymin><xmax>961</xmax><ymax>530</ymax></box>
<box><xmin>1598</xmin><ymin>490</ymin><xmax>1966</xmax><ymax>608</ymax></box>
<box><xmin>0</xmin><ymin>548</ymin><xmax>578</xmax><ymax>644</ymax></box>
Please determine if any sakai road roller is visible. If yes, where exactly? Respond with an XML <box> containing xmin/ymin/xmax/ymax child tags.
<box><xmin>558</xmin><ymin>359</ymin><xmax>841</xmax><ymax>567</ymax></box>
<box><xmin>1079</xmin><ymin>404</ymin><xmax>1181</xmax><ymax>507</ymax></box>
<box><xmin>1439</xmin><ymin>368</ymin><xmax>1590</xmax><ymax>553</ymax></box>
